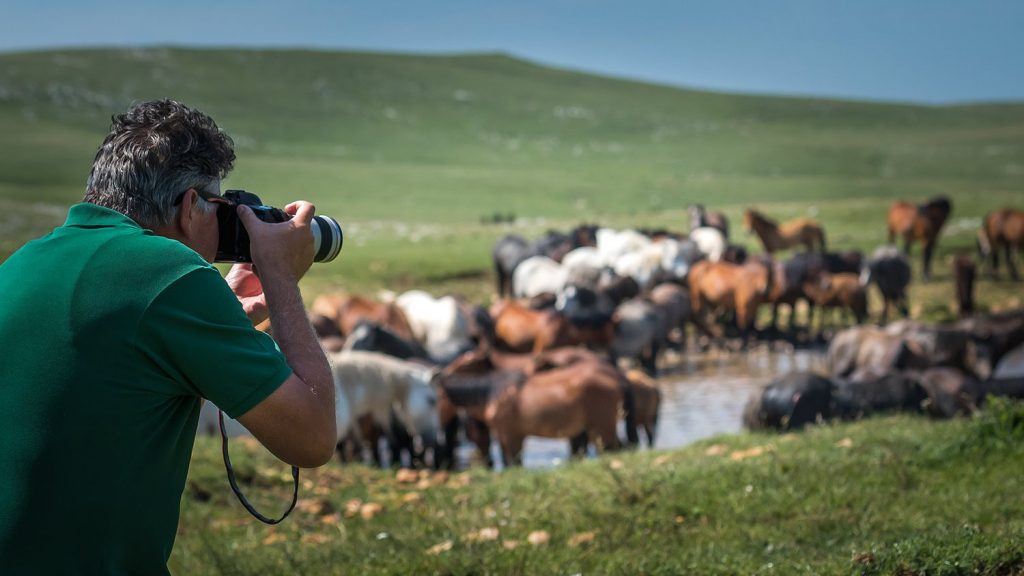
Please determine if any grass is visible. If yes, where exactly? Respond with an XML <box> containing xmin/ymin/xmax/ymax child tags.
<box><xmin>173</xmin><ymin>400</ymin><xmax>1024</xmax><ymax>575</ymax></box>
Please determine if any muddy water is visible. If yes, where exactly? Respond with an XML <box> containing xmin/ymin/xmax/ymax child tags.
<box><xmin>499</xmin><ymin>348</ymin><xmax>829</xmax><ymax>469</ymax></box>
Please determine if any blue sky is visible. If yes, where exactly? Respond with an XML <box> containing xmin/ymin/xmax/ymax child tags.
<box><xmin>3</xmin><ymin>0</ymin><xmax>1022</xmax><ymax>103</ymax></box>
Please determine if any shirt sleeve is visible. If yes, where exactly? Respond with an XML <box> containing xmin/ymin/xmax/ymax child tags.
<box><xmin>136</xmin><ymin>266</ymin><xmax>293</xmax><ymax>419</ymax></box>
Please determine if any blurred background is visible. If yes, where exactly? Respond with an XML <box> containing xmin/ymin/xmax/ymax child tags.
<box><xmin>1</xmin><ymin>0</ymin><xmax>1021</xmax><ymax>305</ymax></box>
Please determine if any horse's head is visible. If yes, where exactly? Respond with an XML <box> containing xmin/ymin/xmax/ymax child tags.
<box><xmin>743</xmin><ymin>209</ymin><xmax>757</xmax><ymax>232</ymax></box>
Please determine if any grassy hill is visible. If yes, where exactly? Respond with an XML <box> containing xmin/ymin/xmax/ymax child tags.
<box><xmin>1</xmin><ymin>47</ymin><xmax>1023</xmax><ymax>303</ymax></box>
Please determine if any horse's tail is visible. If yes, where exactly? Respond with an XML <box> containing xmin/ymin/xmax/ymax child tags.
<box><xmin>619</xmin><ymin>375</ymin><xmax>639</xmax><ymax>447</ymax></box>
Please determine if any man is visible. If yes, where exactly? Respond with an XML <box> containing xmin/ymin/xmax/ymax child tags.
<box><xmin>0</xmin><ymin>100</ymin><xmax>336</xmax><ymax>574</ymax></box>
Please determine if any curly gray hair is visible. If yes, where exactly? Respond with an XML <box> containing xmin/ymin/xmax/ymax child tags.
<box><xmin>83</xmin><ymin>99</ymin><xmax>235</xmax><ymax>227</ymax></box>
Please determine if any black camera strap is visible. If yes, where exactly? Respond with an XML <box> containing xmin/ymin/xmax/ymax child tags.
<box><xmin>219</xmin><ymin>410</ymin><xmax>300</xmax><ymax>525</ymax></box>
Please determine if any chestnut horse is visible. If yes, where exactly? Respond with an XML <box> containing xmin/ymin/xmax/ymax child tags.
<box><xmin>688</xmin><ymin>259</ymin><xmax>773</xmax><ymax>346</ymax></box>
<box><xmin>311</xmin><ymin>293</ymin><xmax>416</xmax><ymax>342</ymax></box>
<box><xmin>490</xmin><ymin>299</ymin><xmax>613</xmax><ymax>353</ymax></box>
<box><xmin>978</xmin><ymin>208</ymin><xmax>1024</xmax><ymax>280</ymax></box>
<box><xmin>744</xmin><ymin>209</ymin><xmax>826</xmax><ymax>253</ymax></box>
<box><xmin>886</xmin><ymin>196</ymin><xmax>952</xmax><ymax>281</ymax></box>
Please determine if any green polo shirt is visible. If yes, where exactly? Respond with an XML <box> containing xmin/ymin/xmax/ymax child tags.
<box><xmin>0</xmin><ymin>203</ymin><xmax>292</xmax><ymax>575</ymax></box>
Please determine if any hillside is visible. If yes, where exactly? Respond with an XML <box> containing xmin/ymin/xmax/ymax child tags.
<box><xmin>1</xmin><ymin>47</ymin><xmax>1023</xmax><ymax>297</ymax></box>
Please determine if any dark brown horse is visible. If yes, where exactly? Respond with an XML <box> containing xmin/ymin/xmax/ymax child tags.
<box><xmin>977</xmin><ymin>208</ymin><xmax>1024</xmax><ymax>280</ymax></box>
<box><xmin>744</xmin><ymin>209</ymin><xmax>826</xmax><ymax>253</ymax></box>
<box><xmin>886</xmin><ymin>196</ymin><xmax>952</xmax><ymax>281</ymax></box>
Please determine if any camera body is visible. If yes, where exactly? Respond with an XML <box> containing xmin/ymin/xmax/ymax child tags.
<box><xmin>215</xmin><ymin>190</ymin><xmax>343</xmax><ymax>264</ymax></box>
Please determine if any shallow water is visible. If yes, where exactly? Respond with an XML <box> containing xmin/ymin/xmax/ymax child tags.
<box><xmin>501</xmin><ymin>347</ymin><xmax>830</xmax><ymax>469</ymax></box>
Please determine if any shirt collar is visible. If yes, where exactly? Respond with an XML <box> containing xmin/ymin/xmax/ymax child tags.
<box><xmin>63</xmin><ymin>202</ymin><xmax>146</xmax><ymax>231</ymax></box>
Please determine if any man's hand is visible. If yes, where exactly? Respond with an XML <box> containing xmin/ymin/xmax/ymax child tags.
<box><xmin>236</xmin><ymin>201</ymin><xmax>316</xmax><ymax>282</ymax></box>
<box><xmin>225</xmin><ymin>263</ymin><xmax>269</xmax><ymax>325</ymax></box>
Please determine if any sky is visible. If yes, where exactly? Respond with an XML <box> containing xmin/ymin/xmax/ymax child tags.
<box><xmin>2</xmin><ymin>0</ymin><xmax>1022</xmax><ymax>104</ymax></box>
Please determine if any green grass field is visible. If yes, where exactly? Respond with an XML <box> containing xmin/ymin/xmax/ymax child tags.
<box><xmin>174</xmin><ymin>400</ymin><xmax>1024</xmax><ymax>575</ymax></box>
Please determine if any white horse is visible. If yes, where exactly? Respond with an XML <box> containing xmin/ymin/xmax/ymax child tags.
<box><xmin>596</xmin><ymin>228</ymin><xmax>651</xmax><ymax>266</ymax></box>
<box><xmin>612</xmin><ymin>238</ymin><xmax>701</xmax><ymax>290</ymax></box>
<box><xmin>560</xmin><ymin>246</ymin><xmax>606</xmax><ymax>289</ymax></box>
<box><xmin>690</xmin><ymin>227</ymin><xmax>727</xmax><ymax>262</ymax></box>
<box><xmin>512</xmin><ymin>255</ymin><xmax>567</xmax><ymax>299</ymax></box>
<box><xmin>395</xmin><ymin>290</ymin><xmax>473</xmax><ymax>364</ymax></box>
<box><xmin>329</xmin><ymin>350</ymin><xmax>438</xmax><ymax>456</ymax></box>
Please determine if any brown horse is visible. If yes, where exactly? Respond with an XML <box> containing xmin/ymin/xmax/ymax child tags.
<box><xmin>486</xmin><ymin>361</ymin><xmax>624</xmax><ymax>466</ymax></box>
<box><xmin>978</xmin><ymin>208</ymin><xmax>1024</xmax><ymax>280</ymax></box>
<box><xmin>490</xmin><ymin>299</ymin><xmax>613</xmax><ymax>353</ymax></box>
<box><xmin>311</xmin><ymin>293</ymin><xmax>416</xmax><ymax>341</ymax></box>
<box><xmin>886</xmin><ymin>196</ymin><xmax>952</xmax><ymax>281</ymax></box>
<box><xmin>688</xmin><ymin>259</ymin><xmax>774</xmax><ymax>345</ymax></box>
<box><xmin>744</xmin><ymin>209</ymin><xmax>826</xmax><ymax>253</ymax></box>
<box><xmin>801</xmin><ymin>272</ymin><xmax>868</xmax><ymax>336</ymax></box>
<box><xmin>435</xmin><ymin>355</ymin><xmax>626</xmax><ymax>467</ymax></box>
<box><xmin>623</xmin><ymin>369</ymin><xmax>662</xmax><ymax>447</ymax></box>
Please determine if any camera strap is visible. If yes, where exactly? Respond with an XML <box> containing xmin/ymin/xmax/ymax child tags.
<box><xmin>219</xmin><ymin>410</ymin><xmax>300</xmax><ymax>525</ymax></box>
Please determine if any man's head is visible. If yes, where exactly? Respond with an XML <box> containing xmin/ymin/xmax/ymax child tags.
<box><xmin>83</xmin><ymin>99</ymin><xmax>236</xmax><ymax>229</ymax></box>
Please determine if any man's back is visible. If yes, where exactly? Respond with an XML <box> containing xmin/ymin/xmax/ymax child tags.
<box><xmin>0</xmin><ymin>203</ymin><xmax>289</xmax><ymax>575</ymax></box>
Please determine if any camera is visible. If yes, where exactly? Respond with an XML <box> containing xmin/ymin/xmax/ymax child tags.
<box><xmin>215</xmin><ymin>190</ymin><xmax>343</xmax><ymax>264</ymax></box>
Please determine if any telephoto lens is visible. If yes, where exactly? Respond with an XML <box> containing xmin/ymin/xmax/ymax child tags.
<box><xmin>310</xmin><ymin>214</ymin><xmax>343</xmax><ymax>263</ymax></box>
<box><xmin>215</xmin><ymin>190</ymin><xmax>343</xmax><ymax>264</ymax></box>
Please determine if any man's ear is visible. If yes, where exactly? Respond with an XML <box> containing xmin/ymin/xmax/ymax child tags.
<box><xmin>175</xmin><ymin>188</ymin><xmax>200</xmax><ymax>238</ymax></box>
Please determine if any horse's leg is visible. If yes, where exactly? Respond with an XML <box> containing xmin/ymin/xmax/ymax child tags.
<box><xmin>898</xmin><ymin>293</ymin><xmax>910</xmax><ymax>318</ymax></box>
<box><xmin>389</xmin><ymin>413</ymin><xmax>414</xmax><ymax>468</ymax></box>
<box><xmin>435</xmin><ymin>414</ymin><xmax>458</xmax><ymax>470</ymax></box>
<box><xmin>642</xmin><ymin>341</ymin><xmax>659</xmax><ymax>377</ymax></box>
<box><xmin>990</xmin><ymin>239</ymin><xmax>1002</xmax><ymax>279</ymax></box>
<box><xmin>596</xmin><ymin>417</ymin><xmax>621</xmax><ymax>453</ymax></box>
<box><xmin>922</xmin><ymin>240</ymin><xmax>936</xmax><ymax>282</ymax></box>
<box><xmin>769</xmin><ymin>302</ymin><xmax>780</xmax><ymax>335</ymax></box>
<box><xmin>495</xmin><ymin>261</ymin><xmax>507</xmax><ymax>298</ymax></box>
<box><xmin>502</xmin><ymin>433</ymin><xmax>525</xmax><ymax>467</ymax></box>
<box><xmin>647</xmin><ymin>408</ymin><xmax>659</xmax><ymax>447</ymax></box>
<box><xmin>467</xmin><ymin>418</ymin><xmax>495</xmax><ymax>469</ymax></box>
<box><xmin>1007</xmin><ymin>243</ymin><xmax>1020</xmax><ymax>281</ymax></box>
<box><xmin>569</xmin><ymin>431</ymin><xmax>589</xmax><ymax>457</ymax></box>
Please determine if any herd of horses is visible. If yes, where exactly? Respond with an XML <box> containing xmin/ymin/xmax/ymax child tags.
<box><xmin>744</xmin><ymin>310</ymin><xmax>1024</xmax><ymax>430</ymax></box>
<box><xmin>201</xmin><ymin>200</ymin><xmax>1023</xmax><ymax>470</ymax></box>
